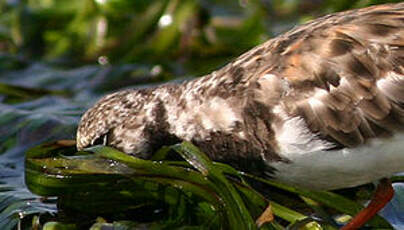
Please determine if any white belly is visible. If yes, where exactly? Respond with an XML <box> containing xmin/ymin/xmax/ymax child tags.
<box><xmin>270</xmin><ymin>133</ymin><xmax>404</xmax><ymax>190</ymax></box>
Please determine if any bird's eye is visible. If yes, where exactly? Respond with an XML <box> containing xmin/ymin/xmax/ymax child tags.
<box><xmin>92</xmin><ymin>133</ymin><xmax>108</xmax><ymax>146</ymax></box>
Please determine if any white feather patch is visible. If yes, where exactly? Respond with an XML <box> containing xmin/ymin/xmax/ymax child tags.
<box><xmin>272</xmin><ymin>105</ymin><xmax>333</xmax><ymax>157</ymax></box>
<box><xmin>164</xmin><ymin>93</ymin><xmax>242</xmax><ymax>141</ymax></box>
<box><xmin>377</xmin><ymin>71</ymin><xmax>404</xmax><ymax>102</ymax></box>
<box><xmin>271</xmin><ymin>133</ymin><xmax>404</xmax><ymax>190</ymax></box>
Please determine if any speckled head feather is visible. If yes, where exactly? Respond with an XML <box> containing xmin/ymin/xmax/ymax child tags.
<box><xmin>77</xmin><ymin>3</ymin><xmax>404</xmax><ymax>189</ymax></box>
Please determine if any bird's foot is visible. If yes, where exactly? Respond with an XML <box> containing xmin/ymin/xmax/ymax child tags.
<box><xmin>341</xmin><ymin>178</ymin><xmax>394</xmax><ymax>230</ymax></box>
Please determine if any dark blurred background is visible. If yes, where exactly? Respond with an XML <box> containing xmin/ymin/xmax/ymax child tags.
<box><xmin>0</xmin><ymin>1</ymin><xmax>404</xmax><ymax>229</ymax></box>
<box><xmin>0</xmin><ymin>0</ymin><xmax>402</xmax><ymax>86</ymax></box>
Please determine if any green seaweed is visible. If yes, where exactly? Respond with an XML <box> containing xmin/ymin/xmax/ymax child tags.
<box><xmin>21</xmin><ymin>141</ymin><xmax>392</xmax><ymax>229</ymax></box>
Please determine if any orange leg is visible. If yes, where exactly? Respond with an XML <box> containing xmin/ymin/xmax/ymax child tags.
<box><xmin>341</xmin><ymin>178</ymin><xmax>394</xmax><ymax>230</ymax></box>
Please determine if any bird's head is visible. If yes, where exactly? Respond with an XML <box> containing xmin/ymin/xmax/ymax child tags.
<box><xmin>76</xmin><ymin>105</ymin><xmax>111</xmax><ymax>152</ymax></box>
<box><xmin>76</xmin><ymin>91</ymin><xmax>124</xmax><ymax>151</ymax></box>
<box><xmin>76</xmin><ymin>88</ymin><xmax>165</xmax><ymax>159</ymax></box>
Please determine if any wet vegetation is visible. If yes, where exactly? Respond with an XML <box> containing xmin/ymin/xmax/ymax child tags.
<box><xmin>0</xmin><ymin>0</ymin><xmax>404</xmax><ymax>229</ymax></box>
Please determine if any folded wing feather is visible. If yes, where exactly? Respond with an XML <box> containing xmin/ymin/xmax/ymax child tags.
<box><xmin>265</xmin><ymin>3</ymin><xmax>404</xmax><ymax>148</ymax></box>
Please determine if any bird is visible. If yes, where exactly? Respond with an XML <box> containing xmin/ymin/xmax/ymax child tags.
<box><xmin>77</xmin><ymin>3</ymin><xmax>404</xmax><ymax>229</ymax></box>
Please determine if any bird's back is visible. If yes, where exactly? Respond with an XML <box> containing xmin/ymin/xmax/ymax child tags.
<box><xmin>77</xmin><ymin>3</ymin><xmax>404</xmax><ymax>189</ymax></box>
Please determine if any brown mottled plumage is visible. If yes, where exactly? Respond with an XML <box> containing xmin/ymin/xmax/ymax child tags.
<box><xmin>77</xmin><ymin>3</ymin><xmax>404</xmax><ymax>190</ymax></box>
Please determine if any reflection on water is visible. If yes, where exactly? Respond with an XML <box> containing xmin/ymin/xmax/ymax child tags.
<box><xmin>380</xmin><ymin>184</ymin><xmax>404</xmax><ymax>229</ymax></box>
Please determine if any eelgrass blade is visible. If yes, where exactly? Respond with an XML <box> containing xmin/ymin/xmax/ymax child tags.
<box><xmin>88</xmin><ymin>144</ymin><xmax>257</xmax><ymax>229</ymax></box>
<box><xmin>172</xmin><ymin>141</ymin><xmax>257</xmax><ymax>229</ymax></box>
<box><xmin>391</xmin><ymin>175</ymin><xmax>404</xmax><ymax>184</ymax></box>
<box><xmin>0</xmin><ymin>82</ymin><xmax>69</xmax><ymax>103</ymax></box>
<box><xmin>0</xmin><ymin>190</ymin><xmax>56</xmax><ymax>230</ymax></box>
<box><xmin>27</xmin><ymin>143</ymin><xmax>232</xmax><ymax>228</ymax></box>
<box><xmin>245</xmin><ymin>174</ymin><xmax>392</xmax><ymax>228</ymax></box>
<box><xmin>25</xmin><ymin>141</ymin><xmax>393</xmax><ymax>229</ymax></box>
<box><xmin>42</xmin><ymin>222</ymin><xmax>77</xmax><ymax>230</ymax></box>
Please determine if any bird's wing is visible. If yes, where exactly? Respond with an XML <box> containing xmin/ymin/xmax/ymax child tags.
<box><xmin>251</xmin><ymin>3</ymin><xmax>404</xmax><ymax>148</ymax></box>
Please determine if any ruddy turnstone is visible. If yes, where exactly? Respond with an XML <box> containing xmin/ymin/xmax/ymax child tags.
<box><xmin>77</xmin><ymin>3</ymin><xmax>404</xmax><ymax>229</ymax></box>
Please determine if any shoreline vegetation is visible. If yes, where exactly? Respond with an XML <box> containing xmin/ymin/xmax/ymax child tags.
<box><xmin>0</xmin><ymin>0</ymin><xmax>402</xmax><ymax>229</ymax></box>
